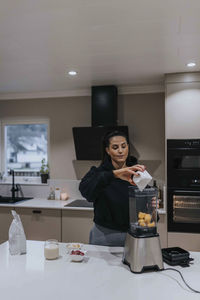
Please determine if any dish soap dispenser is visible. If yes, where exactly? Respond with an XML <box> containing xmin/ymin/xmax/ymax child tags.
<box><xmin>48</xmin><ymin>187</ymin><xmax>55</xmax><ymax>200</ymax></box>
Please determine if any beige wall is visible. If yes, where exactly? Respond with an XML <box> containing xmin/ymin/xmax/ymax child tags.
<box><xmin>0</xmin><ymin>92</ymin><xmax>165</xmax><ymax>181</ymax></box>
<box><xmin>121</xmin><ymin>93</ymin><xmax>165</xmax><ymax>185</ymax></box>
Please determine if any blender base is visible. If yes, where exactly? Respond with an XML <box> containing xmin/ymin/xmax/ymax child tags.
<box><xmin>123</xmin><ymin>232</ymin><xmax>164</xmax><ymax>273</ymax></box>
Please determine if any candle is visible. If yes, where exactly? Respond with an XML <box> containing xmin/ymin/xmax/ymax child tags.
<box><xmin>44</xmin><ymin>240</ymin><xmax>59</xmax><ymax>260</ymax></box>
<box><xmin>60</xmin><ymin>192</ymin><xmax>68</xmax><ymax>200</ymax></box>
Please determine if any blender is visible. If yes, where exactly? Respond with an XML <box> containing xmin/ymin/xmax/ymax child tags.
<box><xmin>123</xmin><ymin>187</ymin><xmax>164</xmax><ymax>273</ymax></box>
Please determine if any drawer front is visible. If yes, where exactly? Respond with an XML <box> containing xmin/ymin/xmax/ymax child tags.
<box><xmin>168</xmin><ymin>232</ymin><xmax>200</xmax><ymax>251</ymax></box>
<box><xmin>15</xmin><ymin>208</ymin><xmax>61</xmax><ymax>242</ymax></box>
<box><xmin>62</xmin><ymin>210</ymin><xmax>94</xmax><ymax>243</ymax></box>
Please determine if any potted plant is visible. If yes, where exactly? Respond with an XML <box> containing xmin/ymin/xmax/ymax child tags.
<box><xmin>40</xmin><ymin>158</ymin><xmax>49</xmax><ymax>183</ymax></box>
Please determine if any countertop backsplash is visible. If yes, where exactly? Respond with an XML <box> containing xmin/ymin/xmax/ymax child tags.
<box><xmin>0</xmin><ymin>179</ymin><xmax>83</xmax><ymax>200</ymax></box>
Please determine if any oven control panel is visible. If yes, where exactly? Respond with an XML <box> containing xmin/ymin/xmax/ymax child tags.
<box><xmin>192</xmin><ymin>178</ymin><xmax>200</xmax><ymax>185</ymax></box>
<box><xmin>184</xmin><ymin>140</ymin><xmax>200</xmax><ymax>147</ymax></box>
<box><xmin>167</xmin><ymin>139</ymin><xmax>200</xmax><ymax>148</ymax></box>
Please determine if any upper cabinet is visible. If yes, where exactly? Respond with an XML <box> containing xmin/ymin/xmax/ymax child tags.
<box><xmin>165</xmin><ymin>72</ymin><xmax>200</xmax><ymax>139</ymax></box>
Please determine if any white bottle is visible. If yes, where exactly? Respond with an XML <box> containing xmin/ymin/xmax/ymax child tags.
<box><xmin>55</xmin><ymin>188</ymin><xmax>61</xmax><ymax>200</ymax></box>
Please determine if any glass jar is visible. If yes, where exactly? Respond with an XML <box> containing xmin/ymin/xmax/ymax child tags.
<box><xmin>44</xmin><ymin>239</ymin><xmax>59</xmax><ymax>260</ymax></box>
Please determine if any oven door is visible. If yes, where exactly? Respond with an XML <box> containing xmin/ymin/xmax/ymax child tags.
<box><xmin>168</xmin><ymin>189</ymin><xmax>200</xmax><ymax>233</ymax></box>
<box><xmin>167</xmin><ymin>148</ymin><xmax>200</xmax><ymax>188</ymax></box>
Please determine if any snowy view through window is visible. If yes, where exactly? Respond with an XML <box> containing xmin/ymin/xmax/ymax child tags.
<box><xmin>5</xmin><ymin>124</ymin><xmax>48</xmax><ymax>176</ymax></box>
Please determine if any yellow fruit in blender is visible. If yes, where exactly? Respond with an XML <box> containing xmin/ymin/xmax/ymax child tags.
<box><xmin>138</xmin><ymin>212</ymin><xmax>146</xmax><ymax>219</ymax></box>
<box><xmin>138</xmin><ymin>219</ymin><xmax>146</xmax><ymax>226</ymax></box>
<box><xmin>147</xmin><ymin>221</ymin><xmax>155</xmax><ymax>227</ymax></box>
<box><xmin>140</xmin><ymin>221</ymin><xmax>146</xmax><ymax>227</ymax></box>
<box><xmin>144</xmin><ymin>214</ymin><xmax>151</xmax><ymax>224</ymax></box>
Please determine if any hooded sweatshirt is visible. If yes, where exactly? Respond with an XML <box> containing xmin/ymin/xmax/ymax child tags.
<box><xmin>79</xmin><ymin>156</ymin><xmax>137</xmax><ymax>231</ymax></box>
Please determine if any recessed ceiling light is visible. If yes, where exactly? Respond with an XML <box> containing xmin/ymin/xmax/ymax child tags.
<box><xmin>68</xmin><ymin>70</ymin><xmax>77</xmax><ymax>76</ymax></box>
<box><xmin>187</xmin><ymin>62</ymin><xmax>196</xmax><ymax>67</ymax></box>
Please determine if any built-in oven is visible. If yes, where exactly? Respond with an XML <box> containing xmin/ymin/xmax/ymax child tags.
<box><xmin>168</xmin><ymin>189</ymin><xmax>200</xmax><ymax>233</ymax></box>
<box><xmin>167</xmin><ymin>139</ymin><xmax>200</xmax><ymax>233</ymax></box>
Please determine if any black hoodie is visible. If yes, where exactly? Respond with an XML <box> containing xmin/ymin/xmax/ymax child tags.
<box><xmin>79</xmin><ymin>156</ymin><xmax>137</xmax><ymax>231</ymax></box>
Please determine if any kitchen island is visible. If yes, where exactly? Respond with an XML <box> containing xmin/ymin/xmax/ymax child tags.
<box><xmin>0</xmin><ymin>241</ymin><xmax>200</xmax><ymax>300</ymax></box>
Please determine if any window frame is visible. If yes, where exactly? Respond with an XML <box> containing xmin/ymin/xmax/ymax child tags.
<box><xmin>0</xmin><ymin>117</ymin><xmax>50</xmax><ymax>184</ymax></box>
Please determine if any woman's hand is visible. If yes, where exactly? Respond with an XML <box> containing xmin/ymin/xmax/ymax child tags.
<box><xmin>113</xmin><ymin>164</ymin><xmax>146</xmax><ymax>185</ymax></box>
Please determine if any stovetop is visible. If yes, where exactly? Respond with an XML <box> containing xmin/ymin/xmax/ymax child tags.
<box><xmin>64</xmin><ymin>199</ymin><xmax>93</xmax><ymax>208</ymax></box>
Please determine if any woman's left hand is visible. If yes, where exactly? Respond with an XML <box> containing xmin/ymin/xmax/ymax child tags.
<box><xmin>113</xmin><ymin>164</ymin><xmax>146</xmax><ymax>184</ymax></box>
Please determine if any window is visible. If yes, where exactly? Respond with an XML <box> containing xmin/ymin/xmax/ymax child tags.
<box><xmin>1</xmin><ymin>119</ymin><xmax>49</xmax><ymax>181</ymax></box>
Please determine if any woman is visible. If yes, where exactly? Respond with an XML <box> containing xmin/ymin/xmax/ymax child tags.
<box><xmin>79</xmin><ymin>130</ymin><xmax>145</xmax><ymax>247</ymax></box>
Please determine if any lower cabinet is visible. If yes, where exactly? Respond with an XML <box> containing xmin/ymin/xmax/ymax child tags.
<box><xmin>62</xmin><ymin>210</ymin><xmax>94</xmax><ymax>243</ymax></box>
<box><xmin>0</xmin><ymin>207</ymin><xmax>93</xmax><ymax>244</ymax></box>
<box><xmin>15</xmin><ymin>208</ymin><xmax>61</xmax><ymax>242</ymax></box>
<box><xmin>168</xmin><ymin>232</ymin><xmax>200</xmax><ymax>251</ymax></box>
<box><xmin>0</xmin><ymin>207</ymin><xmax>14</xmax><ymax>244</ymax></box>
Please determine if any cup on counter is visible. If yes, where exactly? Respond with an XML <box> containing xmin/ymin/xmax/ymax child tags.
<box><xmin>55</xmin><ymin>188</ymin><xmax>61</xmax><ymax>200</ymax></box>
<box><xmin>44</xmin><ymin>239</ymin><xmax>59</xmax><ymax>260</ymax></box>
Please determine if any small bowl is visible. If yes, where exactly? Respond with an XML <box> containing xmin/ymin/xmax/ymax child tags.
<box><xmin>69</xmin><ymin>249</ymin><xmax>86</xmax><ymax>262</ymax></box>
<box><xmin>66</xmin><ymin>243</ymin><xmax>83</xmax><ymax>253</ymax></box>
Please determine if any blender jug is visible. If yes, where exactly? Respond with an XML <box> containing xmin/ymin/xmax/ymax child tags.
<box><xmin>129</xmin><ymin>187</ymin><xmax>158</xmax><ymax>237</ymax></box>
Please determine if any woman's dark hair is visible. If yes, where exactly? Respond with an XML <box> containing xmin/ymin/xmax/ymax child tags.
<box><xmin>101</xmin><ymin>130</ymin><xmax>130</xmax><ymax>163</ymax></box>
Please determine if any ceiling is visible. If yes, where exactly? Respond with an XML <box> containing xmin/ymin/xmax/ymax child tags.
<box><xmin>1</xmin><ymin>0</ymin><xmax>200</xmax><ymax>99</ymax></box>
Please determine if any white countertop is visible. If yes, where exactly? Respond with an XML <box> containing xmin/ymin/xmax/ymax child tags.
<box><xmin>0</xmin><ymin>197</ymin><xmax>166</xmax><ymax>214</ymax></box>
<box><xmin>0</xmin><ymin>198</ymin><xmax>93</xmax><ymax>211</ymax></box>
<box><xmin>0</xmin><ymin>240</ymin><xmax>199</xmax><ymax>300</ymax></box>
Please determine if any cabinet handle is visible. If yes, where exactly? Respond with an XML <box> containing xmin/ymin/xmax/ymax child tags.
<box><xmin>32</xmin><ymin>210</ymin><xmax>42</xmax><ymax>214</ymax></box>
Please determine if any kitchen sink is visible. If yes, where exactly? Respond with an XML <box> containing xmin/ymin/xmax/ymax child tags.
<box><xmin>64</xmin><ymin>199</ymin><xmax>93</xmax><ymax>208</ymax></box>
<box><xmin>0</xmin><ymin>196</ymin><xmax>33</xmax><ymax>204</ymax></box>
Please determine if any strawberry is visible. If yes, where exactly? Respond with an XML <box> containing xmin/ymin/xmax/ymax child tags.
<box><xmin>71</xmin><ymin>250</ymin><xmax>84</xmax><ymax>256</ymax></box>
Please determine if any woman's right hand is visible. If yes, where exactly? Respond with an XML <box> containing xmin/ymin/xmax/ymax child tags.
<box><xmin>113</xmin><ymin>164</ymin><xmax>146</xmax><ymax>185</ymax></box>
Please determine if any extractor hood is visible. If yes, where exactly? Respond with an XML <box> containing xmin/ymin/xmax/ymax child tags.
<box><xmin>73</xmin><ymin>85</ymin><xmax>129</xmax><ymax>160</ymax></box>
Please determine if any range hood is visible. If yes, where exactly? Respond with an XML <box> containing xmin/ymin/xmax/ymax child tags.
<box><xmin>73</xmin><ymin>85</ymin><xmax>128</xmax><ymax>160</ymax></box>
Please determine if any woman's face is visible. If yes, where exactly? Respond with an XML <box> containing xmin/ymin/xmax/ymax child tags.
<box><xmin>106</xmin><ymin>135</ymin><xmax>129</xmax><ymax>165</ymax></box>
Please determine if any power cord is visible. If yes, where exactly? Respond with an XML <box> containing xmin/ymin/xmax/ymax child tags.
<box><xmin>160</xmin><ymin>267</ymin><xmax>200</xmax><ymax>294</ymax></box>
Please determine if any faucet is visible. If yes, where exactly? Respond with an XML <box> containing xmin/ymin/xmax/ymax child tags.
<box><xmin>10</xmin><ymin>170</ymin><xmax>19</xmax><ymax>200</ymax></box>
<box><xmin>16</xmin><ymin>183</ymin><xmax>24</xmax><ymax>198</ymax></box>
